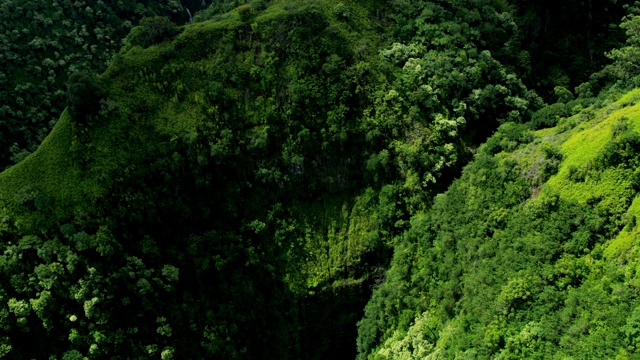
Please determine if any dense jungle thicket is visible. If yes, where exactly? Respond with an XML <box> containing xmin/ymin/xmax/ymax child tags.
<box><xmin>2</xmin><ymin>0</ymin><xmax>640</xmax><ymax>358</ymax></box>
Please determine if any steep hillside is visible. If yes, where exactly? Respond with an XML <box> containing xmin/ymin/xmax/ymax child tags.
<box><xmin>0</xmin><ymin>0</ymin><xmax>207</xmax><ymax>168</ymax></box>
<box><xmin>0</xmin><ymin>2</ymin><xmax>384</xmax><ymax>358</ymax></box>
<box><xmin>0</xmin><ymin>0</ymin><xmax>542</xmax><ymax>358</ymax></box>
<box><xmin>357</xmin><ymin>88</ymin><xmax>640</xmax><ymax>359</ymax></box>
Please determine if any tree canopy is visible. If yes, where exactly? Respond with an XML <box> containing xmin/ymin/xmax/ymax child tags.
<box><xmin>1</xmin><ymin>0</ymin><xmax>640</xmax><ymax>358</ymax></box>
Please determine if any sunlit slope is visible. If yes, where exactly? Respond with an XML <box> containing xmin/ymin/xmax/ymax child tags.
<box><xmin>540</xmin><ymin>89</ymin><xmax>640</xmax><ymax>259</ymax></box>
<box><xmin>542</xmin><ymin>89</ymin><xmax>640</xmax><ymax>202</ymax></box>
<box><xmin>358</xmin><ymin>89</ymin><xmax>640</xmax><ymax>359</ymax></box>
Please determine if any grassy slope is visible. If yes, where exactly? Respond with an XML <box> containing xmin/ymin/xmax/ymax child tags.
<box><xmin>0</xmin><ymin>0</ymin><xmax>188</xmax><ymax>168</ymax></box>
<box><xmin>502</xmin><ymin>93</ymin><xmax>640</xmax><ymax>358</ymax></box>
<box><xmin>541</xmin><ymin>89</ymin><xmax>640</xmax><ymax>258</ymax></box>
<box><xmin>362</xmin><ymin>88</ymin><xmax>640</xmax><ymax>359</ymax></box>
<box><xmin>0</xmin><ymin>111</ymin><xmax>93</xmax><ymax>219</ymax></box>
<box><xmin>544</xmin><ymin>90</ymin><xmax>640</xmax><ymax>200</ymax></box>
<box><xmin>0</xmin><ymin>0</ymin><xmax>367</xmax><ymax>218</ymax></box>
<box><xmin>0</xmin><ymin>0</ymin><xmax>385</xmax><ymax>279</ymax></box>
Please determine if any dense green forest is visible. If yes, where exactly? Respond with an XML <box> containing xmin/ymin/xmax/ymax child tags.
<box><xmin>2</xmin><ymin>0</ymin><xmax>640</xmax><ymax>358</ymax></box>
<box><xmin>0</xmin><ymin>0</ymin><xmax>213</xmax><ymax>168</ymax></box>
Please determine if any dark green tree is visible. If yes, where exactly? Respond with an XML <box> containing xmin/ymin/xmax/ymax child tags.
<box><xmin>66</xmin><ymin>73</ymin><xmax>103</xmax><ymax>123</ymax></box>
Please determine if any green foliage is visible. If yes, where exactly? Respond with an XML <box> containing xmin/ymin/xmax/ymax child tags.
<box><xmin>514</xmin><ymin>0</ymin><xmax>629</xmax><ymax>100</ymax></box>
<box><xmin>66</xmin><ymin>73</ymin><xmax>104</xmax><ymax>123</ymax></box>
<box><xmin>4</xmin><ymin>0</ymin><xmax>640</xmax><ymax>359</ymax></box>
<box><xmin>357</xmin><ymin>88</ymin><xmax>640</xmax><ymax>359</ymax></box>
<box><xmin>530</xmin><ymin>103</ymin><xmax>570</xmax><ymax>129</ymax></box>
<box><xmin>360</xmin><ymin>0</ymin><xmax>542</xmax><ymax>213</ymax></box>
<box><xmin>555</xmin><ymin>86</ymin><xmax>575</xmax><ymax>103</ymax></box>
<box><xmin>0</xmin><ymin>0</ymin><xmax>186</xmax><ymax>168</ymax></box>
<box><xmin>128</xmin><ymin>17</ymin><xmax>181</xmax><ymax>48</ymax></box>
<box><xmin>482</xmin><ymin>122</ymin><xmax>534</xmax><ymax>155</ymax></box>
<box><xmin>0</xmin><ymin>0</ymin><xmax>545</xmax><ymax>355</ymax></box>
<box><xmin>0</xmin><ymin>1</ymin><xmax>396</xmax><ymax>358</ymax></box>
<box><xmin>606</xmin><ymin>14</ymin><xmax>640</xmax><ymax>80</ymax></box>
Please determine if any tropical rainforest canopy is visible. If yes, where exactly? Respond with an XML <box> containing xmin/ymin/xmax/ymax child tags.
<box><xmin>2</xmin><ymin>0</ymin><xmax>640</xmax><ymax>358</ymax></box>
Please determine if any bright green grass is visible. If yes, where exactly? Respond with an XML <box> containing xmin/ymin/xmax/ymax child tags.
<box><xmin>604</xmin><ymin>194</ymin><xmax>640</xmax><ymax>259</ymax></box>
<box><xmin>614</xmin><ymin>88</ymin><xmax>640</xmax><ymax>107</ymax></box>
<box><xmin>516</xmin><ymin>94</ymin><xmax>640</xmax><ymax>263</ymax></box>
<box><xmin>542</xmin><ymin>101</ymin><xmax>640</xmax><ymax>203</ymax></box>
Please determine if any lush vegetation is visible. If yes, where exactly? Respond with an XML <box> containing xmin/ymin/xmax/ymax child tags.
<box><xmin>2</xmin><ymin>0</ymin><xmax>640</xmax><ymax>358</ymax></box>
<box><xmin>357</xmin><ymin>10</ymin><xmax>640</xmax><ymax>358</ymax></box>
<box><xmin>513</xmin><ymin>0</ymin><xmax>629</xmax><ymax>98</ymax></box>
<box><xmin>0</xmin><ymin>0</ymin><xmax>214</xmax><ymax>168</ymax></box>
<box><xmin>357</xmin><ymin>99</ymin><xmax>640</xmax><ymax>358</ymax></box>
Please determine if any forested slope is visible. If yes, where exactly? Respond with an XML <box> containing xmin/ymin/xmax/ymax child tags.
<box><xmin>0</xmin><ymin>0</ymin><xmax>639</xmax><ymax>358</ymax></box>
<box><xmin>0</xmin><ymin>0</ymin><xmax>543</xmax><ymax>357</ymax></box>
<box><xmin>357</xmin><ymin>79</ymin><xmax>640</xmax><ymax>360</ymax></box>
<box><xmin>0</xmin><ymin>0</ymin><xmax>213</xmax><ymax>168</ymax></box>
<box><xmin>356</xmin><ymin>7</ymin><xmax>640</xmax><ymax>358</ymax></box>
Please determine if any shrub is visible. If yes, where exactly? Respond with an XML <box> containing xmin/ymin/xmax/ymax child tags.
<box><xmin>530</xmin><ymin>103</ymin><xmax>570</xmax><ymax>129</ymax></box>
<box><xmin>237</xmin><ymin>4</ymin><xmax>252</xmax><ymax>21</ymax></box>
<box><xmin>483</xmin><ymin>122</ymin><xmax>534</xmax><ymax>155</ymax></box>
<box><xmin>66</xmin><ymin>72</ymin><xmax>103</xmax><ymax>123</ymax></box>
<box><xmin>129</xmin><ymin>16</ymin><xmax>180</xmax><ymax>48</ymax></box>
<box><xmin>554</xmin><ymin>86</ymin><xmax>574</xmax><ymax>103</ymax></box>
<box><xmin>567</xmin><ymin>164</ymin><xmax>586</xmax><ymax>182</ymax></box>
